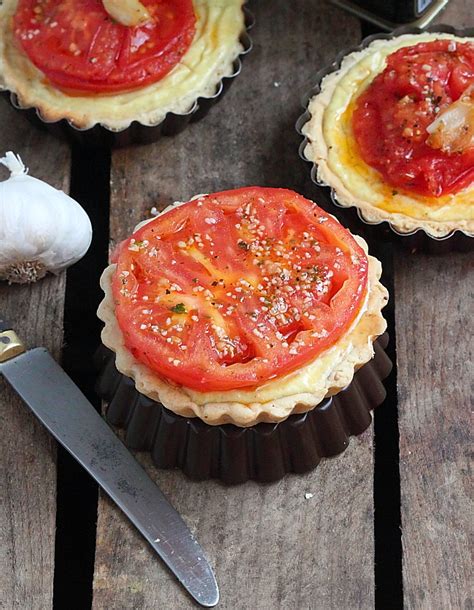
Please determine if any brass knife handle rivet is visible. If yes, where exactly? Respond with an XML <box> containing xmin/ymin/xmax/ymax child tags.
<box><xmin>0</xmin><ymin>330</ymin><xmax>26</xmax><ymax>363</ymax></box>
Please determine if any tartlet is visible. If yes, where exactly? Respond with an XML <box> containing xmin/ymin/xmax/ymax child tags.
<box><xmin>0</xmin><ymin>0</ymin><xmax>252</xmax><ymax>145</ymax></box>
<box><xmin>98</xmin><ymin>187</ymin><xmax>388</xmax><ymax>428</ymax></box>
<box><xmin>299</xmin><ymin>28</ymin><xmax>474</xmax><ymax>244</ymax></box>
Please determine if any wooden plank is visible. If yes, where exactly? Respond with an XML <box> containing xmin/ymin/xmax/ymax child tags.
<box><xmin>438</xmin><ymin>0</ymin><xmax>471</xmax><ymax>24</ymax></box>
<box><xmin>0</xmin><ymin>104</ymin><xmax>70</xmax><ymax>608</ymax></box>
<box><xmin>396</xmin><ymin>253</ymin><xmax>473</xmax><ymax>610</ymax></box>
<box><xmin>93</xmin><ymin>2</ymin><xmax>374</xmax><ymax>609</ymax></box>
<box><xmin>397</xmin><ymin>5</ymin><xmax>473</xmax><ymax>608</ymax></box>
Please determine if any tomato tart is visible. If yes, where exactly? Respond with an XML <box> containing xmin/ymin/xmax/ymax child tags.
<box><xmin>98</xmin><ymin>187</ymin><xmax>388</xmax><ymax>427</ymax></box>
<box><xmin>300</xmin><ymin>30</ymin><xmax>474</xmax><ymax>240</ymax></box>
<box><xmin>0</xmin><ymin>0</ymin><xmax>250</xmax><ymax>141</ymax></box>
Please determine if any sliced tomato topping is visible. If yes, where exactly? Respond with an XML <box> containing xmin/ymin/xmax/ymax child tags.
<box><xmin>352</xmin><ymin>40</ymin><xmax>474</xmax><ymax>197</ymax></box>
<box><xmin>111</xmin><ymin>188</ymin><xmax>368</xmax><ymax>392</ymax></box>
<box><xmin>13</xmin><ymin>0</ymin><xmax>196</xmax><ymax>93</ymax></box>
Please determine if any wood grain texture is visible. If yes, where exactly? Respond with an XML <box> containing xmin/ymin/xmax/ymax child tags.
<box><xmin>396</xmin><ymin>4</ymin><xmax>473</xmax><ymax>609</ymax></box>
<box><xmin>0</xmin><ymin>103</ymin><xmax>70</xmax><ymax>609</ymax></box>
<box><xmin>395</xmin><ymin>253</ymin><xmax>473</xmax><ymax>610</ymax></box>
<box><xmin>93</xmin><ymin>2</ymin><xmax>375</xmax><ymax>609</ymax></box>
<box><xmin>437</xmin><ymin>0</ymin><xmax>472</xmax><ymax>25</ymax></box>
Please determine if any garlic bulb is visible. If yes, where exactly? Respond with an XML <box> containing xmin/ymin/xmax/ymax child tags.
<box><xmin>0</xmin><ymin>152</ymin><xmax>92</xmax><ymax>284</ymax></box>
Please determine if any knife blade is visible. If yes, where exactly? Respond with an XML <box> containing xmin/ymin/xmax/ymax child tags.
<box><xmin>0</xmin><ymin>319</ymin><xmax>219</xmax><ymax>608</ymax></box>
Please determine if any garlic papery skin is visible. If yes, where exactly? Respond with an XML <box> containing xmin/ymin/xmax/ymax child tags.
<box><xmin>0</xmin><ymin>152</ymin><xmax>92</xmax><ymax>284</ymax></box>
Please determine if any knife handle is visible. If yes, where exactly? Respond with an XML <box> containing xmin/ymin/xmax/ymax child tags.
<box><xmin>0</xmin><ymin>318</ymin><xmax>26</xmax><ymax>364</ymax></box>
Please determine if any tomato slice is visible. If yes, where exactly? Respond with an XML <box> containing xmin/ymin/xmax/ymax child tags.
<box><xmin>352</xmin><ymin>40</ymin><xmax>474</xmax><ymax>197</ymax></box>
<box><xmin>13</xmin><ymin>0</ymin><xmax>196</xmax><ymax>93</ymax></box>
<box><xmin>111</xmin><ymin>188</ymin><xmax>368</xmax><ymax>392</ymax></box>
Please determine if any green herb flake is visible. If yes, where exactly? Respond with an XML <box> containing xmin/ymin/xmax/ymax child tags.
<box><xmin>170</xmin><ymin>303</ymin><xmax>186</xmax><ymax>314</ymax></box>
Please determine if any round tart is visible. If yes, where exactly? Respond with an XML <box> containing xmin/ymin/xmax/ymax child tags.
<box><xmin>299</xmin><ymin>29</ymin><xmax>474</xmax><ymax>241</ymax></box>
<box><xmin>0</xmin><ymin>0</ymin><xmax>251</xmax><ymax>143</ymax></box>
<box><xmin>98</xmin><ymin>187</ymin><xmax>388</xmax><ymax>427</ymax></box>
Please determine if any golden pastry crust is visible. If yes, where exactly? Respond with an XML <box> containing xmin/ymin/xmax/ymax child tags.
<box><xmin>302</xmin><ymin>33</ymin><xmax>474</xmax><ymax>239</ymax></box>
<box><xmin>97</xmin><ymin>228</ymin><xmax>388</xmax><ymax>427</ymax></box>
<box><xmin>0</xmin><ymin>0</ymin><xmax>245</xmax><ymax>130</ymax></box>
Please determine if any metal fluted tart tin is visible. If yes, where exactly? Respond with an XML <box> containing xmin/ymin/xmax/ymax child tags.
<box><xmin>0</xmin><ymin>7</ymin><xmax>254</xmax><ymax>149</ymax></box>
<box><xmin>94</xmin><ymin>334</ymin><xmax>392</xmax><ymax>485</ymax></box>
<box><xmin>296</xmin><ymin>24</ymin><xmax>474</xmax><ymax>254</ymax></box>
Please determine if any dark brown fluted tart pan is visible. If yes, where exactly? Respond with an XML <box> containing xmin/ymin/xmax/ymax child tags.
<box><xmin>94</xmin><ymin>334</ymin><xmax>392</xmax><ymax>485</ymax></box>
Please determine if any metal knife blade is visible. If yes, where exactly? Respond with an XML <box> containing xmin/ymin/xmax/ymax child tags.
<box><xmin>0</xmin><ymin>346</ymin><xmax>219</xmax><ymax>608</ymax></box>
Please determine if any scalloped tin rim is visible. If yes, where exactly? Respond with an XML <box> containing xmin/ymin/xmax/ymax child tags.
<box><xmin>1</xmin><ymin>5</ymin><xmax>254</xmax><ymax>138</ymax></box>
<box><xmin>296</xmin><ymin>24</ymin><xmax>474</xmax><ymax>244</ymax></box>
<box><xmin>95</xmin><ymin>335</ymin><xmax>393</xmax><ymax>484</ymax></box>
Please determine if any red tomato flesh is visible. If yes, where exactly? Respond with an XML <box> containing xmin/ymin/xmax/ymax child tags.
<box><xmin>352</xmin><ymin>40</ymin><xmax>474</xmax><ymax>197</ymax></box>
<box><xmin>111</xmin><ymin>188</ymin><xmax>369</xmax><ymax>392</ymax></box>
<box><xmin>13</xmin><ymin>0</ymin><xmax>196</xmax><ymax>93</ymax></box>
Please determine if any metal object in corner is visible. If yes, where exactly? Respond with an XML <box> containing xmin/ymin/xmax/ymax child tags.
<box><xmin>328</xmin><ymin>0</ymin><xmax>449</xmax><ymax>31</ymax></box>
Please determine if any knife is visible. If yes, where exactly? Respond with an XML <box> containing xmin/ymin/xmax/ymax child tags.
<box><xmin>0</xmin><ymin>316</ymin><xmax>219</xmax><ymax>608</ymax></box>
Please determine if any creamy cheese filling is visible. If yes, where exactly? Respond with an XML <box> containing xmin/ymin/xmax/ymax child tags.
<box><xmin>305</xmin><ymin>33</ymin><xmax>474</xmax><ymax>232</ymax></box>
<box><xmin>0</xmin><ymin>0</ymin><xmax>245</xmax><ymax>130</ymax></box>
<box><xmin>186</xmin><ymin>283</ymin><xmax>370</xmax><ymax>405</ymax></box>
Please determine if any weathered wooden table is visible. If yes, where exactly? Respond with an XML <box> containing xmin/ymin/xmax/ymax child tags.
<box><xmin>1</xmin><ymin>1</ymin><xmax>472</xmax><ymax>609</ymax></box>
